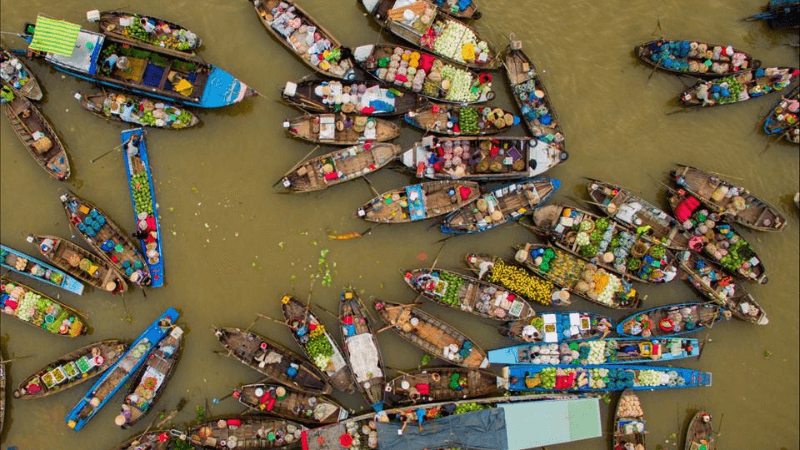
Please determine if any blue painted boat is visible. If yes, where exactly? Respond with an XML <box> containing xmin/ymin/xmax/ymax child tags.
<box><xmin>121</xmin><ymin>129</ymin><xmax>164</xmax><ymax>288</ymax></box>
<box><xmin>1</xmin><ymin>244</ymin><xmax>84</xmax><ymax>295</ymax></box>
<box><xmin>503</xmin><ymin>311</ymin><xmax>614</xmax><ymax>343</ymax></box>
<box><xmin>745</xmin><ymin>0</ymin><xmax>800</xmax><ymax>28</ymax></box>
<box><xmin>616</xmin><ymin>302</ymin><xmax>727</xmax><ymax>338</ymax></box>
<box><xmin>763</xmin><ymin>85</ymin><xmax>799</xmax><ymax>142</ymax></box>
<box><xmin>488</xmin><ymin>338</ymin><xmax>700</xmax><ymax>365</ymax></box>
<box><xmin>502</xmin><ymin>364</ymin><xmax>712</xmax><ymax>392</ymax></box>
<box><xmin>65</xmin><ymin>307</ymin><xmax>179</xmax><ymax>431</ymax></box>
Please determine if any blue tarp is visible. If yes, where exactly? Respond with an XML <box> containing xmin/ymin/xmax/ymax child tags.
<box><xmin>376</xmin><ymin>408</ymin><xmax>507</xmax><ymax>450</ymax></box>
<box><xmin>406</xmin><ymin>185</ymin><xmax>426</xmax><ymax>221</ymax></box>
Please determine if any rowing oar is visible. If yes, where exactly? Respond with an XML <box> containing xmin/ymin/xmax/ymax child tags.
<box><xmin>314</xmin><ymin>302</ymin><xmax>344</xmax><ymax>324</ymax></box>
<box><xmin>0</xmin><ymin>354</ymin><xmax>32</xmax><ymax>364</ymax></box>
<box><xmin>272</xmin><ymin>145</ymin><xmax>320</xmax><ymax>188</ymax></box>
<box><xmin>255</xmin><ymin>314</ymin><xmax>292</xmax><ymax>329</ymax></box>
<box><xmin>90</xmin><ymin>142</ymin><xmax>125</xmax><ymax>163</ymax></box>
<box><xmin>384</xmin><ymin>365</ymin><xmax>411</xmax><ymax>376</ymax></box>
<box><xmin>362</xmin><ymin>175</ymin><xmax>381</xmax><ymax>197</ymax></box>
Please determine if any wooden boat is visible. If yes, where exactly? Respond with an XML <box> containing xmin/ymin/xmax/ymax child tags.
<box><xmin>1</xmin><ymin>46</ymin><xmax>43</xmax><ymax>100</ymax></box>
<box><xmin>677</xmin><ymin>251</ymin><xmax>768</xmax><ymax>325</ymax></box>
<box><xmin>488</xmin><ymin>337</ymin><xmax>700</xmax><ymax>365</ymax></box>
<box><xmin>0</xmin><ymin>350</ymin><xmax>4</xmax><ymax>436</ymax></box>
<box><xmin>65</xmin><ymin>307</ymin><xmax>179</xmax><ymax>431</ymax></box>
<box><xmin>339</xmin><ymin>290</ymin><xmax>386</xmax><ymax>408</ymax></box>
<box><xmin>364</xmin><ymin>0</ymin><xmax>481</xmax><ymax>21</ymax></box>
<box><xmin>251</xmin><ymin>0</ymin><xmax>354</xmax><ymax>79</ymax></box>
<box><xmin>404</xmin><ymin>103</ymin><xmax>517</xmax><ymax>136</ymax></box>
<box><xmin>502</xmin><ymin>364</ymin><xmax>713</xmax><ymax>392</ymax></box>
<box><xmin>745</xmin><ymin>0</ymin><xmax>800</xmax><ymax>29</ymax></box>
<box><xmin>441</xmin><ymin>178</ymin><xmax>560</xmax><ymax>234</ymax></box>
<box><xmin>617</xmin><ymin>302</ymin><xmax>727</xmax><ymax>338</ymax></box>
<box><xmin>503</xmin><ymin>311</ymin><xmax>614</xmax><ymax>344</ymax></box>
<box><xmin>235</xmin><ymin>383</ymin><xmax>349</xmax><ymax>424</ymax></box>
<box><xmin>684</xmin><ymin>411</ymin><xmax>716</xmax><ymax>450</ymax></box>
<box><xmin>285</xmin><ymin>113</ymin><xmax>400</xmax><ymax>145</ymax></box>
<box><xmin>187</xmin><ymin>416</ymin><xmax>306</xmax><ymax>449</ymax></box>
<box><xmin>360</xmin><ymin>0</ymin><xmax>499</xmax><ymax>70</ymax></box>
<box><xmin>504</xmin><ymin>38</ymin><xmax>566</xmax><ymax>154</ymax></box>
<box><xmin>635</xmin><ymin>39</ymin><xmax>757</xmax><ymax>78</ymax></box>
<box><xmin>671</xmin><ymin>164</ymin><xmax>787</xmax><ymax>231</ymax></box>
<box><xmin>278</xmin><ymin>142</ymin><xmax>402</xmax><ymax>193</ymax></box>
<box><xmin>109</xmin><ymin>430</ymin><xmax>185</xmax><ymax>450</ymax></box>
<box><xmin>531</xmin><ymin>204</ymin><xmax>679</xmax><ymax>284</ymax></box>
<box><xmin>352</xmin><ymin>43</ymin><xmax>495</xmax><ymax>104</ymax></box>
<box><xmin>60</xmin><ymin>191</ymin><xmax>151</xmax><ymax>287</ymax></box>
<box><xmin>385</xmin><ymin>367</ymin><xmax>503</xmax><ymax>406</ymax></box>
<box><xmin>679</xmin><ymin>66</ymin><xmax>797</xmax><ymax>107</ymax></box>
<box><xmin>0</xmin><ymin>276</ymin><xmax>89</xmax><ymax>337</ymax></box>
<box><xmin>401</xmin><ymin>136</ymin><xmax>566</xmax><ymax>180</ymax></box>
<box><xmin>24</xmin><ymin>16</ymin><xmax>254</xmax><ymax>108</ymax></box>
<box><xmin>117</xmin><ymin>326</ymin><xmax>183</xmax><ymax>427</ymax></box>
<box><xmin>667</xmin><ymin>189</ymin><xmax>768</xmax><ymax>283</ymax></box>
<box><xmin>613</xmin><ymin>390</ymin><xmax>647</xmax><ymax>449</ymax></box>
<box><xmin>763</xmin><ymin>85</ymin><xmax>799</xmax><ymax>143</ymax></box>
<box><xmin>13</xmin><ymin>340</ymin><xmax>126</xmax><ymax>400</ymax></box>
<box><xmin>356</xmin><ymin>180</ymin><xmax>480</xmax><ymax>223</ymax></box>
<box><xmin>403</xmin><ymin>268</ymin><xmax>536</xmax><ymax>320</ymax></box>
<box><xmin>281</xmin><ymin>296</ymin><xmax>354</xmax><ymax>393</ymax></box>
<box><xmin>282</xmin><ymin>78</ymin><xmax>426</xmax><ymax>117</ymax></box>
<box><xmin>122</xmin><ymin>129</ymin><xmax>165</xmax><ymax>288</ymax></box>
<box><xmin>98</xmin><ymin>11</ymin><xmax>201</xmax><ymax>56</ymax></box>
<box><xmin>1</xmin><ymin>244</ymin><xmax>85</xmax><ymax>295</ymax></box>
<box><xmin>213</xmin><ymin>327</ymin><xmax>331</xmax><ymax>395</ymax></box>
<box><xmin>373</xmin><ymin>300</ymin><xmax>489</xmax><ymax>369</ymax></box>
<box><xmin>464</xmin><ymin>253</ymin><xmax>561</xmax><ymax>307</ymax></box>
<box><xmin>27</xmin><ymin>234</ymin><xmax>128</xmax><ymax>295</ymax></box>
<box><xmin>75</xmin><ymin>90</ymin><xmax>200</xmax><ymax>129</ymax></box>
<box><xmin>2</xmin><ymin>85</ymin><xmax>70</xmax><ymax>180</ymax></box>
<box><xmin>586</xmin><ymin>178</ymin><xmax>691</xmax><ymax>250</ymax></box>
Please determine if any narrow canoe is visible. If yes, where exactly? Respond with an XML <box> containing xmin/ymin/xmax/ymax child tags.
<box><xmin>0</xmin><ymin>276</ymin><xmax>89</xmax><ymax>337</ymax></box>
<box><xmin>187</xmin><ymin>417</ymin><xmax>306</xmax><ymax>449</ymax></box>
<box><xmin>684</xmin><ymin>411</ymin><xmax>716</xmax><ymax>450</ymax></box>
<box><xmin>763</xmin><ymin>85</ymin><xmax>799</xmax><ymax>143</ymax></box>
<box><xmin>282</xmin><ymin>79</ymin><xmax>426</xmax><ymax>117</ymax></box>
<box><xmin>373</xmin><ymin>300</ymin><xmax>489</xmax><ymax>369</ymax></box>
<box><xmin>363</xmin><ymin>0</ymin><xmax>481</xmax><ymax>20</ymax></box>
<box><xmin>235</xmin><ymin>383</ymin><xmax>349</xmax><ymax>424</ymax></box>
<box><xmin>385</xmin><ymin>367</ymin><xmax>503</xmax><ymax>406</ymax></box>
<box><xmin>1</xmin><ymin>46</ymin><xmax>43</xmax><ymax>100</ymax></box>
<box><xmin>635</xmin><ymin>39</ymin><xmax>756</xmax><ymax>77</ymax></box>
<box><xmin>13</xmin><ymin>340</ymin><xmax>126</xmax><ymax>399</ymax></box>
<box><xmin>213</xmin><ymin>327</ymin><xmax>331</xmax><ymax>395</ymax></box>
<box><xmin>109</xmin><ymin>430</ymin><xmax>184</xmax><ymax>450</ymax></box>
<box><xmin>27</xmin><ymin>234</ymin><xmax>128</xmax><ymax>295</ymax></box>
<box><xmin>502</xmin><ymin>364</ymin><xmax>712</xmax><ymax>392</ymax></box>
<box><xmin>357</xmin><ymin>180</ymin><xmax>481</xmax><ymax>223</ymax></box>
<box><xmin>1</xmin><ymin>244</ymin><xmax>85</xmax><ymax>295</ymax></box>
<box><xmin>614</xmin><ymin>390</ymin><xmax>647</xmax><ymax>449</ymax></box>
<box><xmin>503</xmin><ymin>311</ymin><xmax>614</xmax><ymax>344</ymax></box>
<box><xmin>98</xmin><ymin>11</ymin><xmax>201</xmax><ymax>56</ymax></box>
<box><xmin>679</xmin><ymin>66</ymin><xmax>797</xmax><ymax>107</ymax></box>
<box><xmin>339</xmin><ymin>290</ymin><xmax>386</xmax><ymax>408</ymax></box>
<box><xmin>745</xmin><ymin>0</ymin><xmax>800</xmax><ymax>29</ymax></box>
<box><xmin>404</xmin><ymin>103</ymin><xmax>518</xmax><ymax>136</ymax></box>
<box><xmin>285</xmin><ymin>113</ymin><xmax>400</xmax><ymax>145</ymax></box>
<box><xmin>464</xmin><ymin>253</ymin><xmax>560</xmax><ymax>306</ymax></box>
<box><xmin>75</xmin><ymin>90</ymin><xmax>200</xmax><ymax>129</ymax></box>
<box><xmin>616</xmin><ymin>302</ymin><xmax>727</xmax><ymax>338</ymax></box>
<box><xmin>121</xmin><ymin>129</ymin><xmax>165</xmax><ymax>288</ymax></box>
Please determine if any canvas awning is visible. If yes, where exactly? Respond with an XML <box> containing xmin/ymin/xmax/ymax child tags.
<box><xmin>29</xmin><ymin>15</ymin><xmax>81</xmax><ymax>56</ymax></box>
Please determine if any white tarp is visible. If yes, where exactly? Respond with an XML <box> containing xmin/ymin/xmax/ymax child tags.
<box><xmin>345</xmin><ymin>333</ymin><xmax>383</xmax><ymax>382</ymax></box>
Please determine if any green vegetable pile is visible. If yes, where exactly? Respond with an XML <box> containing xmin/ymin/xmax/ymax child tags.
<box><xmin>129</xmin><ymin>171</ymin><xmax>154</xmax><ymax>215</ymax></box>
<box><xmin>436</xmin><ymin>271</ymin><xmax>465</xmax><ymax>306</ymax></box>
<box><xmin>589</xmin><ymin>229</ymin><xmax>604</xmax><ymax>244</ymax></box>
<box><xmin>122</xmin><ymin>17</ymin><xmax>152</xmax><ymax>43</ymax></box>
<box><xmin>712</xmin><ymin>76</ymin><xmax>745</xmax><ymax>105</ymax></box>
<box><xmin>719</xmin><ymin>239</ymin><xmax>752</xmax><ymax>272</ymax></box>
<box><xmin>580</xmin><ymin>244</ymin><xmax>599</xmax><ymax>259</ymax></box>
<box><xmin>648</xmin><ymin>245</ymin><xmax>666</xmax><ymax>260</ymax></box>
<box><xmin>453</xmin><ymin>402</ymin><xmax>487</xmax><ymax>415</ymax></box>
<box><xmin>305</xmin><ymin>329</ymin><xmax>333</xmax><ymax>370</ymax></box>
<box><xmin>487</xmin><ymin>259</ymin><xmax>554</xmax><ymax>305</ymax></box>
<box><xmin>595</xmin><ymin>217</ymin><xmax>610</xmax><ymax>231</ymax></box>
<box><xmin>538</xmin><ymin>367</ymin><xmax>557</xmax><ymax>389</ymax></box>
<box><xmin>458</xmin><ymin>106</ymin><xmax>480</xmax><ymax>134</ymax></box>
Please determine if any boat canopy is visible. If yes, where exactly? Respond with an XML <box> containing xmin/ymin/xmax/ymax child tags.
<box><xmin>29</xmin><ymin>15</ymin><xmax>81</xmax><ymax>56</ymax></box>
<box><xmin>44</xmin><ymin>29</ymin><xmax>104</xmax><ymax>75</ymax></box>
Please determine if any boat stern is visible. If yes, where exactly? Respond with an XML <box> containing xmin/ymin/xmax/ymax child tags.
<box><xmin>500</xmin><ymin>366</ymin><xmax>511</xmax><ymax>390</ymax></box>
<box><xmin>757</xmin><ymin>314</ymin><xmax>769</xmax><ymax>325</ymax></box>
<box><xmin>479</xmin><ymin>356</ymin><xmax>490</xmax><ymax>368</ymax></box>
<box><xmin>199</xmin><ymin>66</ymin><xmax>254</xmax><ymax>108</ymax></box>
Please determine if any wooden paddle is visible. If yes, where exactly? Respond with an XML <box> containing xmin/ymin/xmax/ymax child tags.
<box><xmin>272</xmin><ymin>145</ymin><xmax>320</xmax><ymax>188</ymax></box>
<box><xmin>0</xmin><ymin>354</ymin><xmax>32</xmax><ymax>364</ymax></box>
<box><xmin>90</xmin><ymin>142</ymin><xmax>125</xmax><ymax>163</ymax></box>
<box><xmin>255</xmin><ymin>314</ymin><xmax>292</xmax><ymax>329</ymax></box>
<box><xmin>362</xmin><ymin>174</ymin><xmax>381</xmax><ymax>198</ymax></box>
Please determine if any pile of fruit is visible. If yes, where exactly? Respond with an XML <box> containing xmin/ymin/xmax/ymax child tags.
<box><xmin>458</xmin><ymin>106</ymin><xmax>480</xmax><ymax>134</ymax></box>
<box><xmin>304</xmin><ymin>325</ymin><xmax>334</xmax><ymax>370</ymax></box>
<box><xmin>588</xmin><ymin>368</ymin><xmax>609</xmax><ymax>389</ymax></box>
<box><xmin>130</xmin><ymin>171</ymin><xmax>154</xmax><ymax>215</ymax></box>
<box><xmin>453</xmin><ymin>402</ymin><xmax>487</xmax><ymax>415</ymax></box>
<box><xmin>707</xmin><ymin>76</ymin><xmax>745</xmax><ymax>105</ymax></box>
<box><xmin>120</xmin><ymin>16</ymin><xmax>197</xmax><ymax>51</ymax></box>
<box><xmin>537</xmin><ymin>367</ymin><xmax>557</xmax><ymax>389</ymax></box>
<box><xmin>435</xmin><ymin>271</ymin><xmax>465</xmax><ymax>306</ymax></box>
<box><xmin>486</xmin><ymin>259</ymin><xmax>554</xmax><ymax>305</ymax></box>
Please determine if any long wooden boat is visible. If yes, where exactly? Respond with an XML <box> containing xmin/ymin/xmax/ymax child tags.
<box><xmin>252</xmin><ymin>0</ymin><xmax>354</xmax><ymax>79</ymax></box>
<box><xmin>109</xmin><ymin>430</ymin><xmax>185</xmax><ymax>450</ymax></box>
<box><xmin>213</xmin><ymin>327</ymin><xmax>331</xmax><ymax>395</ymax></box>
<box><xmin>671</xmin><ymin>164</ymin><xmax>787</xmax><ymax>231</ymax></box>
<box><xmin>503</xmin><ymin>311</ymin><xmax>614</xmax><ymax>344</ymax></box>
<box><xmin>0</xmin><ymin>276</ymin><xmax>89</xmax><ymax>337</ymax></box>
<box><xmin>117</xmin><ymin>326</ymin><xmax>183</xmax><ymax>428</ymax></box>
<box><xmin>635</xmin><ymin>39</ymin><xmax>756</xmax><ymax>77</ymax></box>
<box><xmin>684</xmin><ymin>411</ymin><xmax>716</xmax><ymax>450</ymax></box>
<box><xmin>363</xmin><ymin>0</ymin><xmax>481</xmax><ymax>21</ymax></box>
<box><xmin>13</xmin><ymin>340</ymin><xmax>126</xmax><ymax>400</ymax></box>
<box><xmin>2</xmin><ymin>85</ymin><xmax>70</xmax><ymax>180</ymax></box>
<box><xmin>281</xmin><ymin>295</ymin><xmax>354</xmax><ymax>393</ymax></box>
<box><xmin>401</xmin><ymin>135</ymin><xmax>566</xmax><ymax>181</ymax></box>
<box><xmin>65</xmin><ymin>307</ymin><xmax>179</xmax><ymax>431</ymax></box>
<box><xmin>679</xmin><ymin>66</ymin><xmax>797</xmax><ymax>107</ymax></box>
<box><xmin>441</xmin><ymin>178</ymin><xmax>559</xmax><ymax>234</ymax></box>
<box><xmin>385</xmin><ymin>367</ymin><xmax>503</xmax><ymax>406</ymax></box>
<box><xmin>464</xmin><ymin>253</ymin><xmax>561</xmax><ymax>306</ymax></box>
<box><xmin>763</xmin><ymin>85</ymin><xmax>799</xmax><ymax>143</ymax></box>
<box><xmin>667</xmin><ymin>189</ymin><xmax>768</xmax><ymax>283</ymax></box>
<box><xmin>488</xmin><ymin>337</ymin><xmax>700</xmax><ymax>365</ymax></box>
<box><xmin>98</xmin><ymin>11</ymin><xmax>201</xmax><ymax>56</ymax></box>
<box><xmin>285</xmin><ymin>113</ymin><xmax>400</xmax><ymax>145</ymax></box>
<box><xmin>586</xmin><ymin>178</ymin><xmax>691</xmax><ymax>250</ymax></box>
<box><xmin>24</xmin><ymin>16</ymin><xmax>254</xmax><ymax>108</ymax></box>
<box><xmin>60</xmin><ymin>191</ymin><xmax>151</xmax><ymax>287</ymax></box>
<box><xmin>404</xmin><ymin>103</ymin><xmax>517</xmax><ymax>136</ymax></box>
<box><xmin>27</xmin><ymin>234</ymin><xmax>128</xmax><ymax>295</ymax></box>
<box><xmin>614</xmin><ymin>390</ymin><xmax>647</xmax><ymax>450</ymax></box>
<box><xmin>677</xmin><ymin>251</ymin><xmax>768</xmax><ymax>325</ymax></box>
<box><xmin>373</xmin><ymin>300</ymin><xmax>489</xmax><ymax>369</ymax></box>
<box><xmin>360</xmin><ymin>0</ymin><xmax>499</xmax><ymax>70</ymax></box>
<box><xmin>1</xmin><ymin>244</ymin><xmax>85</xmax><ymax>295</ymax></box>
<box><xmin>278</xmin><ymin>142</ymin><xmax>402</xmax><ymax>193</ymax></box>
<box><xmin>403</xmin><ymin>268</ymin><xmax>536</xmax><ymax>320</ymax></box>
<box><xmin>745</xmin><ymin>0</ymin><xmax>800</xmax><ymax>29</ymax></box>
<box><xmin>0</xmin><ymin>351</ymin><xmax>4</xmax><ymax>436</ymax></box>
<box><xmin>1</xmin><ymin>46</ymin><xmax>43</xmax><ymax>100</ymax></box>
<box><xmin>504</xmin><ymin>38</ymin><xmax>566</xmax><ymax>154</ymax></box>
<box><xmin>281</xmin><ymin>78</ymin><xmax>426</xmax><ymax>117</ymax></box>
<box><xmin>502</xmin><ymin>364</ymin><xmax>712</xmax><ymax>392</ymax></box>
<box><xmin>235</xmin><ymin>383</ymin><xmax>349</xmax><ymax>424</ymax></box>
<box><xmin>352</xmin><ymin>43</ymin><xmax>494</xmax><ymax>104</ymax></box>
<box><xmin>617</xmin><ymin>302</ymin><xmax>727</xmax><ymax>338</ymax></box>
<box><xmin>531</xmin><ymin>204</ymin><xmax>679</xmax><ymax>284</ymax></box>
<box><xmin>187</xmin><ymin>416</ymin><xmax>306</xmax><ymax>449</ymax></box>
<box><xmin>75</xmin><ymin>90</ymin><xmax>200</xmax><ymax>129</ymax></box>
<box><xmin>357</xmin><ymin>180</ymin><xmax>480</xmax><ymax>223</ymax></box>
<box><xmin>339</xmin><ymin>290</ymin><xmax>385</xmax><ymax>408</ymax></box>
<box><xmin>122</xmin><ymin>129</ymin><xmax>164</xmax><ymax>288</ymax></box>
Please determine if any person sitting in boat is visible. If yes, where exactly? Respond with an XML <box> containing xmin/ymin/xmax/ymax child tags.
<box><xmin>101</xmin><ymin>53</ymin><xmax>120</xmax><ymax>73</ymax></box>
<box><xmin>415</xmin><ymin>407</ymin><xmax>426</xmax><ymax>432</ymax></box>
<box><xmin>596</xmin><ymin>317</ymin><xmax>613</xmax><ymax>339</ymax></box>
